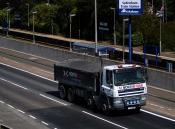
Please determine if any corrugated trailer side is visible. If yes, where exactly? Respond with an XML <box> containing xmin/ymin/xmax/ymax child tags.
<box><xmin>54</xmin><ymin>64</ymin><xmax>100</xmax><ymax>93</ymax></box>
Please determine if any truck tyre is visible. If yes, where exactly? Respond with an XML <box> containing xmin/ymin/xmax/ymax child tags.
<box><xmin>134</xmin><ymin>106</ymin><xmax>141</xmax><ymax>113</ymax></box>
<box><xmin>67</xmin><ymin>88</ymin><xmax>75</xmax><ymax>102</ymax></box>
<box><xmin>101</xmin><ymin>98</ymin><xmax>111</xmax><ymax>115</ymax></box>
<box><xmin>87</xmin><ymin>97</ymin><xmax>96</xmax><ymax>111</ymax></box>
<box><xmin>59</xmin><ymin>85</ymin><xmax>66</xmax><ymax>99</ymax></box>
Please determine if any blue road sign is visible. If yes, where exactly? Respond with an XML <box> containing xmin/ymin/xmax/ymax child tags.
<box><xmin>119</xmin><ymin>0</ymin><xmax>143</xmax><ymax>15</ymax></box>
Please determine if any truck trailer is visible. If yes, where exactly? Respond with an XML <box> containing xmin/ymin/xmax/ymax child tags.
<box><xmin>54</xmin><ymin>59</ymin><xmax>147</xmax><ymax>114</ymax></box>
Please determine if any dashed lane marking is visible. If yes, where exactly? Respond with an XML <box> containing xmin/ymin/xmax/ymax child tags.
<box><xmin>41</xmin><ymin>121</ymin><xmax>49</xmax><ymax>126</ymax></box>
<box><xmin>7</xmin><ymin>104</ymin><xmax>15</xmax><ymax>109</ymax></box>
<box><xmin>82</xmin><ymin>111</ymin><xmax>128</xmax><ymax>129</ymax></box>
<box><xmin>17</xmin><ymin>109</ymin><xmax>26</xmax><ymax>114</ymax></box>
<box><xmin>29</xmin><ymin>115</ymin><xmax>37</xmax><ymax>120</ymax></box>
<box><xmin>0</xmin><ymin>100</ymin><xmax>5</xmax><ymax>104</ymax></box>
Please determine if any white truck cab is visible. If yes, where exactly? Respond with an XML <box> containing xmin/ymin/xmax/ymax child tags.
<box><xmin>101</xmin><ymin>64</ymin><xmax>147</xmax><ymax>111</ymax></box>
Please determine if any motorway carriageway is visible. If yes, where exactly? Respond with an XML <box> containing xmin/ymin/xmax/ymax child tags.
<box><xmin>0</xmin><ymin>52</ymin><xmax>175</xmax><ymax>129</ymax></box>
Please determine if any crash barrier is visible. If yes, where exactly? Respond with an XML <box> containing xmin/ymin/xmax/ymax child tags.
<box><xmin>1</xmin><ymin>39</ymin><xmax>175</xmax><ymax>92</ymax></box>
<box><xmin>0</xmin><ymin>28</ymin><xmax>175</xmax><ymax>72</ymax></box>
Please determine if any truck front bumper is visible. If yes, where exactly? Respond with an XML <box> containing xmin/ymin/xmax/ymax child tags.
<box><xmin>110</xmin><ymin>95</ymin><xmax>147</xmax><ymax>110</ymax></box>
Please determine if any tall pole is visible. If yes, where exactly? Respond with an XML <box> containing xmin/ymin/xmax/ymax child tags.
<box><xmin>32</xmin><ymin>11</ymin><xmax>37</xmax><ymax>44</ymax></box>
<box><xmin>122</xmin><ymin>18</ymin><xmax>129</xmax><ymax>63</ymax></box>
<box><xmin>70</xmin><ymin>15</ymin><xmax>72</xmax><ymax>51</ymax></box>
<box><xmin>162</xmin><ymin>0</ymin><xmax>165</xmax><ymax>23</ymax></box>
<box><xmin>69</xmin><ymin>14</ymin><xmax>76</xmax><ymax>51</ymax></box>
<box><xmin>128</xmin><ymin>16</ymin><xmax>132</xmax><ymax>64</ymax></box>
<box><xmin>160</xmin><ymin>17</ymin><xmax>162</xmax><ymax>54</ymax></box>
<box><xmin>26</xmin><ymin>3</ymin><xmax>30</xmax><ymax>28</ymax></box>
<box><xmin>123</xmin><ymin>20</ymin><xmax>125</xmax><ymax>63</ymax></box>
<box><xmin>6</xmin><ymin>3</ymin><xmax>10</xmax><ymax>29</ymax></box>
<box><xmin>6</xmin><ymin>9</ymin><xmax>9</xmax><ymax>36</ymax></box>
<box><xmin>95</xmin><ymin>0</ymin><xmax>98</xmax><ymax>54</ymax></box>
<box><xmin>111</xmin><ymin>8</ymin><xmax>116</xmax><ymax>45</ymax></box>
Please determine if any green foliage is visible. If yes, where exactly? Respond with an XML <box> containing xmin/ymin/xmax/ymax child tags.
<box><xmin>0</xmin><ymin>8</ymin><xmax>6</xmax><ymax>24</ymax></box>
<box><xmin>162</xmin><ymin>21</ymin><xmax>175</xmax><ymax>51</ymax></box>
<box><xmin>0</xmin><ymin>0</ymin><xmax>175</xmax><ymax>51</ymax></box>
<box><xmin>132</xmin><ymin>32</ymin><xmax>144</xmax><ymax>46</ymax></box>
<box><xmin>31</xmin><ymin>3</ymin><xmax>59</xmax><ymax>33</ymax></box>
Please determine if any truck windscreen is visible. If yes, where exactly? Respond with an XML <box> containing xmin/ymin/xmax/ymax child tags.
<box><xmin>114</xmin><ymin>68</ymin><xmax>145</xmax><ymax>86</ymax></box>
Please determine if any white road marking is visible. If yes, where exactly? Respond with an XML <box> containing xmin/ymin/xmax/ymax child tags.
<box><xmin>40</xmin><ymin>94</ymin><xmax>67</xmax><ymax>106</ymax></box>
<box><xmin>17</xmin><ymin>109</ymin><xmax>25</xmax><ymax>114</ymax></box>
<box><xmin>141</xmin><ymin>109</ymin><xmax>175</xmax><ymax>122</ymax></box>
<box><xmin>7</xmin><ymin>104</ymin><xmax>15</xmax><ymax>109</ymax></box>
<box><xmin>82</xmin><ymin>111</ymin><xmax>128</xmax><ymax>129</ymax></box>
<box><xmin>29</xmin><ymin>115</ymin><xmax>37</xmax><ymax>120</ymax></box>
<box><xmin>0</xmin><ymin>78</ymin><xmax>28</xmax><ymax>90</ymax></box>
<box><xmin>1</xmin><ymin>63</ymin><xmax>57</xmax><ymax>83</ymax></box>
<box><xmin>0</xmin><ymin>100</ymin><xmax>5</xmax><ymax>104</ymax></box>
<box><xmin>41</xmin><ymin>121</ymin><xmax>49</xmax><ymax>126</ymax></box>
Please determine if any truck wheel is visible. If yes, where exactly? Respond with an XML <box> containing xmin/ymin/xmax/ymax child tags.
<box><xmin>59</xmin><ymin>85</ymin><xmax>66</xmax><ymax>99</ymax></box>
<box><xmin>101</xmin><ymin>99</ymin><xmax>111</xmax><ymax>115</ymax></box>
<box><xmin>67</xmin><ymin>88</ymin><xmax>75</xmax><ymax>102</ymax></box>
<box><xmin>134</xmin><ymin>106</ymin><xmax>141</xmax><ymax>113</ymax></box>
<box><xmin>87</xmin><ymin>97</ymin><xmax>96</xmax><ymax>111</ymax></box>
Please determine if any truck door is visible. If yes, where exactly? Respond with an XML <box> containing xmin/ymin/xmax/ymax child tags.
<box><xmin>101</xmin><ymin>70</ymin><xmax>113</xmax><ymax>97</ymax></box>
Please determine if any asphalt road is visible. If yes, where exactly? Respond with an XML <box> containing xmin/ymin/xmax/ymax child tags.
<box><xmin>0</xmin><ymin>64</ymin><xmax>175</xmax><ymax>129</ymax></box>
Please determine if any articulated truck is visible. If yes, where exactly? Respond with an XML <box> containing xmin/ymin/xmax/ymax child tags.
<box><xmin>54</xmin><ymin>59</ymin><xmax>147</xmax><ymax>114</ymax></box>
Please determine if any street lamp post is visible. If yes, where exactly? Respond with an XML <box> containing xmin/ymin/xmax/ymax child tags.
<box><xmin>26</xmin><ymin>3</ymin><xmax>30</xmax><ymax>28</ymax></box>
<box><xmin>122</xmin><ymin>18</ymin><xmax>129</xmax><ymax>63</ymax></box>
<box><xmin>6</xmin><ymin>2</ymin><xmax>10</xmax><ymax>29</ymax></box>
<box><xmin>110</xmin><ymin>7</ymin><xmax>116</xmax><ymax>45</ymax></box>
<box><xmin>95</xmin><ymin>0</ymin><xmax>98</xmax><ymax>54</ymax></box>
<box><xmin>32</xmin><ymin>11</ymin><xmax>37</xmax><ymax>44</ymax></box>
<box><xmin>69</xmin><ymin>14</ymin><xmax>76</xmax><ymax>51</ymax></box>
<box><xmin>159</xmin><ymin>17</ymin><xmax>162</xmax><ymax>54</ymax></box>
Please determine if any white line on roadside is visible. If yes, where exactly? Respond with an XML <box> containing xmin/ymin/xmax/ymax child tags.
<box><xmin>41</xmin><ymin>121</ymin><xmax>49</xmax><ymax>126</ymax></box>
<box><xmin>17</xmin><ymin>109</ymin><xmax>25</xmax><ymax>114</ymax></box>
<box><xmin>0</xmin><ymin>77</ymin><xmax>28</xmax><ymax>90</ymax></box>
<box><xmin>82</xmin><ymin>111</ymin><xmax>128</xmax><ymax>129</ymax></box>
<box><xmin>0</xmin><ymin>63</ymin><xmax>57</xmax><ymax>83</ymax></box>
<box><xmin>40</xmin><ymin>94</ymin><xmax>67</xmax><ymax>106</ymax></box>
<box><xmin>29</xmin><ymin>115</ymin><xmax>37</xmax><ymax>120</ymax></box>
<box><xmin>141</xmin><ymin>109</ymin><xmax>175</xmax><ymax>122</ymax></box>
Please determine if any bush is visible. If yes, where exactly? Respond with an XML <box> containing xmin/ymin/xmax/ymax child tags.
<box><xmin>163</xmin><ymin>21</ymin><xmax>175</xmax><ymax>51</ymax></box>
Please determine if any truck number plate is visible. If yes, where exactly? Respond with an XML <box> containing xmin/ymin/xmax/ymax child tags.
<box><xmin>126</xmin><ymin>99</ymin><xmax>140</xmax><ymax>106</ymax></box>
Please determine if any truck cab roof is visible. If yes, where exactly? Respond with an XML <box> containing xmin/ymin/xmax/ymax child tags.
<box><xmin>104</xmin><ymin>64</ymin><xmax>142</xmax><ymax>71</ymax></box>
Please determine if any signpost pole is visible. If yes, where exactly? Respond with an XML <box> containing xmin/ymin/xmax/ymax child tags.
<box><xmin>128</xmin><ymin>16</ymin><xmax>132</xmax><ymax>64</ymax></box>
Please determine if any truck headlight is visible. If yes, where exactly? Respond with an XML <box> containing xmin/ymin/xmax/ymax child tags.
<box><xmin>141</xmin><ymin>95</ymin><xmax>147</xmax><ymax>101</ymax></box>
<box><xmin>114</xmin><ymin>97</ymin><xmax>122</xmax><ymax>104</ymax></box>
